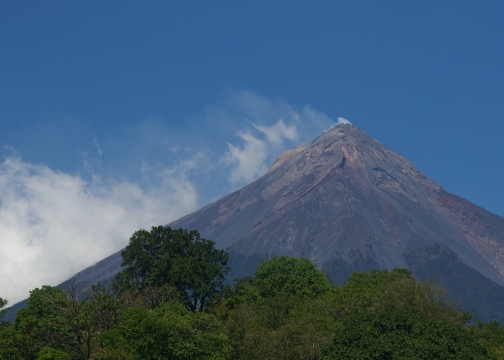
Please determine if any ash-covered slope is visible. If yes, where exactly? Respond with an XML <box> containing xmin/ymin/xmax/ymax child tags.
<box><xmin>8</xmin><ymin>124</ymin><xmax>504</xmax><ymax>322</ymax></box>
<box><xmin>168</xmin><ymin>124</ymin><xmax>504</xmax><ymax>321</ymax></box>
<box><xmin>172</xmin><ymin>124</ymin><xmax>504</xmax><ymax>285</ymax></box>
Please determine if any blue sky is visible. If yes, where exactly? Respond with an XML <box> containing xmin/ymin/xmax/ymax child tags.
<box><xmin>1</xmin><ymin>1</ymin><xmax>503</xmax><ymax>304</ymax></box>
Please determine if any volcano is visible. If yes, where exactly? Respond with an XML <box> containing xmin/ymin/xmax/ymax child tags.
<box><xmin>168</xmin><ymin>124</ymin><xmax>504</xmax><ymax>321</ymax></box>
<box><xmin>175</xmin><ymin>124</ymin><xmax>504</xmax><ymax>281</ymax></box>
<box><xmin>7</xmin><ymin>124</ymin><xmax>504</xmax><ymax>322</ymax></box>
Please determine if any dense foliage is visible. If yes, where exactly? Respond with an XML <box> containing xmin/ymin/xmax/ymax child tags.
<box><xmin>119</xmin><ymin>226</ymin><xmax>230</xmax><ymax>312</ymax></box>
<box><xmin>0</xmin><ymin>298</ymin><xmax>8</xmax><ymax>321</ymax></box>
<box><xmin>1</xmin><ymin>227</ymin><xmax>504</xmax><ymax>359</ymax></box>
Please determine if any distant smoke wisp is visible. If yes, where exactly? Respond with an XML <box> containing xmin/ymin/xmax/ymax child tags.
<box><xmin>223</xmin><ymin>119</ymin><xmax>298</xmax><ymax>184</ymax></box>
<box><xmin>253</xmin><ymin>119</ymin><xmax>297</xmax><ymax>146</ymax></box>
<box><xmin>224</xmin><ymin>131</ymin><xmax>269</xmax><ymax>185</ymax></box>
<box><xmin>0</xmin><ymin>154</ymin><xmax>198</xmax><ymax>304</ymax></box>
<box><xmin>83</xmin><ymin>88</ymin><xmax>342</xmax><ymax>200</ymax></box>
<box><xmin>337</xmin><ymin>117</ymin><xmax>351</xmax><ymax>125</ymax></box>
<box><xmin>94</xmin><ymin>138</ymin><xmax>102</xmax><ymax>155</ymax></box>
<box><xmin>217</xmin><ymin>89</ymin><xmax>339</xmax><ymax>187</ymax></box>
<box><xmin>324</xmin><ymin>117</ymin><xmax>352</xmax><ymax>132</ymax></box>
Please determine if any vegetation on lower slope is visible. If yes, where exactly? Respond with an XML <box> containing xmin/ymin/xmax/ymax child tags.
<box><xmin>1</xmin><ymin>226</ymin><xmax>504</xmax><ymax>359</ymax></box>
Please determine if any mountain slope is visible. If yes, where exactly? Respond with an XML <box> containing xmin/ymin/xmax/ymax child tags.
<box><xmin>167</xmin><ymin>124</ymin><xmax>504</xmax><ymax>321</ymax></box>
<box><xmin>172</xmin><ymin>124</ymin><xmax>504</xmax><ymax>287</ymax></box>
<box><xmin>6</xmin><ymin>124</ymin><xmax>504</xmax><ymax>322</ymax></box>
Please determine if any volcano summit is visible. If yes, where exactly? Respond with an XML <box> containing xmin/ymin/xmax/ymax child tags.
<box><xmin>11</xmin><ymin>123</ymin><xmax>504</xmax><ymax>322</ymax></box>
<box><xmin>175</xmin><ymin>124</ymin><xmax>504</xmax><ymax>287</ymax></box>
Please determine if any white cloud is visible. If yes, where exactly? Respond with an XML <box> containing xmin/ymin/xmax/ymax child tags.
<box><xmin>337</xmin><ymin>117</ymin><xmax>351</xmax><ymax>125</ymax></box>
<box><xmin>0</xmin><ymin>154</ymin><xmax>198</xmax><ymax>304</ymax></box>
<box><xmin>223</xmin><ymin>118</ymin><xmax>302</xmax><ymax>185</ymax></box>
<box><xmin>216</xmin><ymin>90</ymin><xmax>338</xmax><ymax>188</ymax></box>
<box><xmin>94</xmin><ymin>138</ymin><xmax>102</xmax><ymax>155</ymax></box>
<box><xmin>0</xmin><ymin>89</ymin><xmax>346</xmax><ymax>304</ymax></box>
<box><xmin>224</xmin><ymin>131</ymin><xmax>268</xmax><ymax>185</ymax></box>
<box><xmin>253</xmin><ymin>119</ymin><xmax>297</xmax><ymax>146</ymax></box>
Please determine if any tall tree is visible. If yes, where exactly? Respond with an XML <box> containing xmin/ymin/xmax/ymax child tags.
<box><xmin>14</xmin><ymin>286</ymin><xmax>73</xmax><ymax>359</ymax></box>
<box><xmin>0</xmin><ymin>298</ymin><xmax>8</xmax><ymax>321</ymax></box>
<box><xmin>321</xmin><ymin>309</ymin><xmax>491</xmax><ymax>359</ymax></box>
<box><xmin>119</xmin><ymin>226</ymin><xmax>230</xmax><ymax>312</ymax></box>
<box><xmin>14</xmin><ymin>285</ymin><xmax>93</xmax><ymax>360</ymax></box>
<box><xmin>254</xmin><ymin>256</ymin><xmax>332</xmax><ymax>298</ymax></box>
<box><xmin>96</xmin><ymin>303</ymin><xmax>230</xmax><ymax>360</ymax></box>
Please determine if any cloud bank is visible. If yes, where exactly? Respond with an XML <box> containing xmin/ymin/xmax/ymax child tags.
<box><xmin>0</xmin><ymin>154</ymin><xmax>198</xmax><ymax>304</ymax></box>
<box><xmin>0</xmin><ymin>88</ymin><xmax>347</xmax><ymax>304</ymax></box>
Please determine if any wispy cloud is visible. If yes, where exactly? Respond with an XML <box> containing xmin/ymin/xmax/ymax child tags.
<box><xmin>224</xmin><ymin>131</ymin><xmax>269</xmax><ymax>185</ymax></box>
<box><xmin>253</xmin><ymin>119</ymin><xmax>297</xmax><ymax>146</ymax></box>
<box><xmin>0</xmin><ymin>153</ymin><xmax>198</xmax><ymax>304</ymax></box>
<box><xmin>222</xmin><ymin>119</ymin><xmax>298</xmax><ymax>185</ymax></box>
<box><xmin>94</xmin><ymin>138</ymin><xmax>102</xmax><ymax>155</ymax></box>
<box><xmin>324</xmin><ymin>116</ymin><xmax>352</xmax><ymax>132</ymax></box>
<box><xmin>213</xmin><ymin>89</ymin><xmax>338</xmax><ymax>188</ymax></box>
<box><xmin>0</xmin><ymin>88</ymin><xmax>344</xmax><ymax>304</ymax></box>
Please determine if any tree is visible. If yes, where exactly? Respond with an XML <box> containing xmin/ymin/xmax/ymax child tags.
<box><xmin>331</xmin><ymin>268</ymin><xmax>469</xmax><ymax>325</ymax></box>
<box><xmin>0</xmin><ymin>298</ymin><xmax>8</xmax><ymax>321</ymax></box>
<box><xmin>37</xmin><ymin>346</ymin><xmax>70</xmax><ymax>360</ymax></box>
<box><xmin>14</xmin><ymin>285</ymin><xmax>93</xmax><ymax>360</ymax></box>
<box><xmin>119</xmin><ymin>226</ymin><xmax>230</xmax><ymax>312</ymax></box>
<box><xmin>12</xmin><ymin>286</ymin><xmax>71</xmax><ymax>359</ymax></box>
<box><xmin>254</xmin><ymin>256</ymin><xmax>332</xmax><ymax>298</ymax></box>
<box><xmin>96</xmin><ymin>304</ymin><xmax>230</xmax><ymax>360</ymax></box>
<box><xmin>473</xmin><ymin>321</ymin><xmax>504</xmax><ymax>359</ymax></box>
<box><xmin>229</xmin><ymin>294</ymin><xmax>340</xmax><ymax>360</ymax></box>
<box><xmin>0</xmin><ymin>320</ymin><xmax>24</xmax><ymax>360</ymax></box>
<box><xmin>223</xmin><ymin>257</ymin><xmax>337</xmax><ymax>359</ymax></box>
<box><xmin>321</xmin><ymin>309</ymin><xmax>491</xmax><ymax>359</ymax></box>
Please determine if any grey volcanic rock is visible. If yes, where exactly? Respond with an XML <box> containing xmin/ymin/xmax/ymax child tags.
<box><xmin>172</xmin><ymin>124</ymin><xmax>504</xmax><ymax>286</ymax></box>
<box><xmin>6</xmin><ymin>124</ymin><xmax>504</xmax><ymax>322</ymax></box>
<box><xmin>168</xmin><ymin>124</ymin><xmax>504</xmax><ymax>321</ymax></box>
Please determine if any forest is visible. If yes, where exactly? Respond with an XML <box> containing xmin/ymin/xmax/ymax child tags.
<box><xmin>1</xmin><ymin>225</ymin><xmax>504</xmax><ymax>359</ymax></box>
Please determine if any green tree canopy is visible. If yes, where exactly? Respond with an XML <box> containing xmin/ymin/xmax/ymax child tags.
<box><xmin>97</xmin><ymin>303</ymin><xmax>230</xmax><ymax>360</ymax></box>
<box><xmin>14</xmin><ymin>286</ymin><xmax>74</xmax><ymax>359</ymax></box>
<box><xmin>321</xmin><ymin>309</ymin><xmax>490</xmax><ymax>359</ymax></box>
<box><xmin>13</xmin><ymin>285</ymin><xmax>94</xmax><ymax>360</ymax></box>
<box><xmin>0</xmin><ymin>297</ymin><xmax>8</xmax><ymax>321</ymax></box>
<box><xmin>37</xmin><ymin>346</ymin><xmax>70</xmax><ymax>360</ymax></box>
<box><xmin>119</xmin><ymin>226</ymin><xmax>230</xmax><ymax>312</ymax></box>
<box><xmin>332</xmin><ymin>268</ymin><xmax>469</xmax><ymax>325</ymax></box>
<box><xmin>254</xmin><ymin>256</ymin><xmax>332</xmax><ymax>298</ymax></box>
